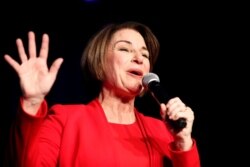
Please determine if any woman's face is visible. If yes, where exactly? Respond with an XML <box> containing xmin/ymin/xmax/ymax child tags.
<box><xmin>103</xmin><ymin>29</ymin><xmax>150</xmax><ymax>97</ymax></box>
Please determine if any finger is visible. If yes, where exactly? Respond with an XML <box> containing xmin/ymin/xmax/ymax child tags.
<box><xmin>39</xmin><ymin>33</ymin><xmax>49</xmax><ymax>59</ymax></box>
<box><xmin>166</xmin><ymin>97</ymin><xmax>182</xmax><ymax>109</ymax></box>
<box><xmin>28</xmin><ymin>31</ymin><xmax>37</xmax><ymax>58</ymax></box>
<box><xmin>167</xmin><ymin>101</ymin><xmax>186</xmax><ymax>118</ymax></box>
<box><xmin>167</xmin><ymin>97</ymin><xmax>180</xmax><ymax>103</ymax></box>
<box><xmin>172</xmin><ymin>106</ymin><xmax>194</xmax><ymax>121</ymax></box>
<box><xmin>168</xmin><ymin>106</ymin><xmax>186</xmax><ymax>120</ymax></box>
<box><xmin>16</xmin><ymin>38</ymin><xmax>28</xmax><ymax>63</ymax></box>
<box><xmin>183</xmin><ymin>107</ymin><xmax>195</xmax><ymax>121</ymax></box>
<box><xmin>160</xmin><ymin>103</ymin><xmax>167</xmax><ymax>119</ymax></box>
<box><xmin>4</xmin><ymin>55</ymin><xmax>21</xmax><ymax>72</ymax></box>
<box><xmin>49</xmin><ymin>58</ymin><xmax>64</xmax><ymax>76</ymax></box>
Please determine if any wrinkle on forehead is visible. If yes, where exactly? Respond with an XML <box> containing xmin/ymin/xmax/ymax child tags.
<box><xmin>110</xmin><ymin>29</ymin><xmax>147</xmax><ymax>50</ymax></box>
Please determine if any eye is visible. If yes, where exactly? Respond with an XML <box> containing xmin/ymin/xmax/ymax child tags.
<box><xmin>119</xmin><ymin>48</ymin><xmax>129</xmax><ymax>52</ymax></box>
<box><xmin>142</xmin><ymin>54</ymin><xmax>149</xmax><ymax>59</ymax></box>
<box><xmin>142</xmin><ymin>53</ymin><xmax>150</xmax><ymax>59</ymax></box>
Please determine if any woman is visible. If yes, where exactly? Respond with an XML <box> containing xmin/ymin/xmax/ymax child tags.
<box><xmin>4</xmin><ymin>21</ymin><xmax>200</xmax><ymax>167</ymax></box>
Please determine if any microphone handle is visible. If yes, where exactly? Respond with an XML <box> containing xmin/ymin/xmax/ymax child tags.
<box><xmin>148</xmin><ymin>81</ymin><xmax>187</xmax><ymax>132</ymax></box>
<box><xmin>165</xmin><ymin>117</ymin><xmax>187</xmax><ymax>133</ymax></box>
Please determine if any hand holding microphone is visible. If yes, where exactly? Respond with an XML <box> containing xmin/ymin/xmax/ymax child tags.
<box><xmin>142</xmin><ymin>72</ymin><xmax>187</xmax><ymax>132</ymax></box>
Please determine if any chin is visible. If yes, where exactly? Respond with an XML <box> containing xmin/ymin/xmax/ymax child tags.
<box><xmin>131</xmin><ymin>85</ymin><xmax>143</xmax><ymax>95</ymax></box>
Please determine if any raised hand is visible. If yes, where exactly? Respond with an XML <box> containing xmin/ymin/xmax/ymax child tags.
<box><xmin>4</xmin><ymin>31</ymin><xmax>63</xmax><ymax>115</ymax></box>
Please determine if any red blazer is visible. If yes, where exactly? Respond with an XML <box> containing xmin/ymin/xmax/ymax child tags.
<box><xmin>10</xmin><ymin>98</ymin><xmax>200</xmax><ymax>167</ymax></box>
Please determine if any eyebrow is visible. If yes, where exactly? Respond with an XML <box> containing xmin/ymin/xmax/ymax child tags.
<box><xmin>113</xmin><ymin>40</ymin><xmax>148</xmax><ymax>51</ymax></box>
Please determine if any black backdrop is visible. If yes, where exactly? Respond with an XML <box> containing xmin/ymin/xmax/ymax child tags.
<box><xmin>0</xmin><ymin>0</ymin><xmax>244</xmax><ymax>166</ymax></box>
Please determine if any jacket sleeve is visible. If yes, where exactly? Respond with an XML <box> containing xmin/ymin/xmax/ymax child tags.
<box><xmin>10</xmin><ymin>97</ymin><xmax>66</xmax><ymax>167</ymax></box>
<box><xmin>169</xmin><ymin>139</ymin><xmax>200</xmax><ymax>167</ymax></box>
<box><xmin>135</xmin><ymin>111</ymin><xmax>200</xmax><ymax>167</ymax></box>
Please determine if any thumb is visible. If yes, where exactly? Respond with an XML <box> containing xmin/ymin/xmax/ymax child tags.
<box><xmin>49</xmin><ymin>58</ymin><xmax>64</xmax><ymax>75</ymax></box>
<box><xmin>160</xmin><ymin>103</ymin><xmax>167</xmax><ymax>120</ymax></box>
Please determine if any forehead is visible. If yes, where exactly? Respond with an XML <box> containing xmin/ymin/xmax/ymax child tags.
<box><xmin>111</xmin><ymin>29</ymin><xmax>145</xmax><ymax>45</ymax></box>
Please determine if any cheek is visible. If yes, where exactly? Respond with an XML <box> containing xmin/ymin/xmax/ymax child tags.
<box><xmin>113</xmin><ymin>55</ymin><xmax>130</xmax><ymax>69</ymax></box>
<box><xmin>106</xmin><ymin>51</ymin><xmax>127</xmax><ymax>67</ymax></box>
<box><xmin>105</xmin><ymin>58</ymin><xmax>124</xmax><ymax>78</ymax></box>
<box><xmin>117</xmin><ymin>58</ymin><xmax>128</xmax><ymax>65</ymax></box>
<box><xmin>144</xmin><ymin>60</ymin><xmax>151</xmax><ymax>72</ymax></box>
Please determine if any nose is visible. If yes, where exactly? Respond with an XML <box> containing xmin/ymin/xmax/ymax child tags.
<box><xmin>132</xmin><ymin>52</ymin><xmax>143</xmax><ymax>64</ymax></box>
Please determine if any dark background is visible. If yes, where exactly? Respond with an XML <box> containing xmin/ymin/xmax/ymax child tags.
<box><xmin>0</xmin><ymin>0</ymin><xmax>246</xmax><ymax>166</ymax></box>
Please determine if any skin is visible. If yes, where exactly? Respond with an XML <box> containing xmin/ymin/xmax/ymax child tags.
<box><xmin>99</xmin><ymin>29</ymin><xmax>150</xmax><ymax>124</ymax></box>
<box><xmin>4</xmin><ymin>32</ymin><xmax>63</xmax><ymax>114</ymax></box>
<box><xmin>4</xmin><ymin>29</ymin><xmax>194</xmax><ymax>151</ymax></box>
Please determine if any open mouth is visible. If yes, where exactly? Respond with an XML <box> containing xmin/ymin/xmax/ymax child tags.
<box><xmin>128</xmin><ymin>70</ymin><xmax>143</xmax><ymax>77</ymax></box>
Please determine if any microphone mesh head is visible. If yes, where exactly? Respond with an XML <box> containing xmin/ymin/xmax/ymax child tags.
<box><xmin>142</xmin><ymin>72</ymin><xmax>160</xmax><ymax>88</ymax></box>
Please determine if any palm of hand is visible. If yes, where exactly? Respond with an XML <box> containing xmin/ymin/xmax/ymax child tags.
<box><xmin>4</xmin><ymin>31</ymin><xmax>64</xmax><ymax>100</ymax></box>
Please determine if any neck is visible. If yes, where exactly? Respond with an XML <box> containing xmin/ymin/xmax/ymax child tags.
<box><xmin>98</xmin><ymin>90</ymin><xmax>136</xmax><ymax>124</ymax></box>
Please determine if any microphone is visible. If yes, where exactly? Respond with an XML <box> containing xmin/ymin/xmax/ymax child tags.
<box><xmin>142</xmin><ymin>72</ymin><xmax>187</xmax><ymax>132</ymax></box>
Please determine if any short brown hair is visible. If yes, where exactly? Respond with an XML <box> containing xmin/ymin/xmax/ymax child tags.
<box><xmin>81</xmin><ymin>21</ymin><xmax>160</xmax><ymax>81</ymax></box>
